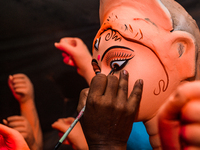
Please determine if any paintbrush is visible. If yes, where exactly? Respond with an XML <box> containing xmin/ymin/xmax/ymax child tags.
<box><xmin>54</xmin><ymin>105</ymin><xmax>85</xmax><ymax>150</ymax></box>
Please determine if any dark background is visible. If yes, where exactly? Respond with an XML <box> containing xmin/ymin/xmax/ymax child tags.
<box><xmin>0</xmin><ymin>0</ymin><xmax>199</xmax><ymax>149</ymax></box>
<box><xmin>0</xmin><ymin>0</ymin><xmax>100</xmax><ymax>149</ymax></box>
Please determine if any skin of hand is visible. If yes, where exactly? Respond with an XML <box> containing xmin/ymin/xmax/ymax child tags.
<box><xmin>77</xmin><ymin>70</ymin><xmax>143</xmax><ymax>150</ymax></box>
<box><xmin>55</xmin><ymin>37</ymin><xmax>95</xmax><ymax>84</ymax></box>
<box><xmin>52</xmin><ymin>117</ymin><xmax>89</xmax><ymax>150</ymax></box>
<box><xmin>3</xmin><ymin>116</ymin><xmax>35</xmax><ymax>149</ymax></box>
<box><xmin>8</xmin><ymin>73</ymin><xmax>43</xmax><ymax>150</ymax></box>
<box><xmin>158</xmin><ymin>81</ymin><xmax>200</xmax><ymax>150</ymax></box>
<box><xmin>0</xmin><ymin>123</ymin><xmax>30</xmax><ymax>150</ymax></box>
<box><xmin>8</xmin><ymin>74</ymin><xmax>34</xmax><ymax>104</ymax></box>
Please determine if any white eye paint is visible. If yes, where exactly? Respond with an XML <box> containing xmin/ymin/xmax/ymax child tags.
<box><xmin>94</xmin><ymin>38</ymin><xmax>100</xmax><ymax>50</ymax></box>
<box><xmin>110</xmin><ymin>59</ymin><xmax>128</xmax><ymax>71</ymax></box>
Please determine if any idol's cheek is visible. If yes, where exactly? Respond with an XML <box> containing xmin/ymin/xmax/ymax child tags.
<box><xmin>125</xmin><ymin>48</ymin><xmax>170</xmax><ymax>121</ymax></box>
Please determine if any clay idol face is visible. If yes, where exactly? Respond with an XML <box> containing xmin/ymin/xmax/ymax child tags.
<box><xmin>92</xmin><ymin>1</ymin><xmax>196</xmax><ymax>121</ymax></box>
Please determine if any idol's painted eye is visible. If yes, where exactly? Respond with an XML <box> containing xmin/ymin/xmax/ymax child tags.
<box><xmin>102</xmin><ymin>47</ymin><xmax>134</xmax><ymax>72</ymax></box>
<box><xmin>110</xmin><ymin>59</ymin><xmax>130</xmax><ymax>71</ymax></box>
<box><xmin>94</xmin><ymin>37</ymin><xmax>101</xmax><ymax>50</ymax></box>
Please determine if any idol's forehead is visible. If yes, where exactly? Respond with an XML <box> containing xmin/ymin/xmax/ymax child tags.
<box><xmin>96</xmin><ymin>6</ymin><xmax>161</xmax><ymax>40</ymax></box>
<box><xmin>94</xmin><ymin>0</ymin><xmax>175</xmax><ymax>51</ymax></box>
<box><xmin>99</xmin><ymin>0</ymin><xmax>173</xmax><ymax>31</ymax></box>
<box><xmin>93</xmin><ymin>5</ymin><xmax>172</xmax><ymax>55</ymax></box>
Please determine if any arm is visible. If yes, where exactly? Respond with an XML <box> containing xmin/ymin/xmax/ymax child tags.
<box><xmin>8</xmin><ymin>74</ymin><xmax>43</xmax><ymax>150</ymax></box>
<box><xmin>78</xmin><ymin>70</ymin><xmax>143</xmax><ymax>150</ymax></box>
<box><xmin>3</xmin><ymin>116</ymin><xmax>35</xmax><ymax>149</ymax></box>
<box><xmin>52</xmin><ymin>117</ymin><xmax>88</xmax><ymax>150</ymax></box>
<box><xmin>158</xmin><ymin>81</ymin><xmax>200</xmax><ymax>150</ymax></box>
<box><xmin>55</xmin><ymin>37</ymin><xmax>95</xmax><ymax>84</ymax></box>
<box><xmin>0</xmin><ymin>124</ymin><xmax>30</xmax><ymax>150</ymax></box>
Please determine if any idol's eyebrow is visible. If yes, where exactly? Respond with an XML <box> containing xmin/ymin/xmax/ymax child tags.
<box><xmin>101</xmin><ymin>46</ymin><xmax>134</xmax><ymax>61</ymax></box>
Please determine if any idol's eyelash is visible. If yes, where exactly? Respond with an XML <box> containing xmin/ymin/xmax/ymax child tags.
<box><xmin>105</xmin><ymin>51</ymin><xmax>133</xmax><ymax>66</ymax></box>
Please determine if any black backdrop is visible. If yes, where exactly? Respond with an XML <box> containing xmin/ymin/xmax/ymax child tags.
<box><xmin>0</xmin><ymin>0</ymin><xmax>199</xmax><ymax>149</ymax></box>
<box><xmin>0</xmin><ymin>0</ymin><xmax>100</xmax><ymax>149</ymax></box>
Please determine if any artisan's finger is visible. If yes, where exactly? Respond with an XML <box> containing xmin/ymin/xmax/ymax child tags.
<box><xmin>104</xmin><ymin>75</ymin><xmax>119</xmax><ymax>99</ymax></box>
<box><xmin>127</xmin><ymin>79</ymin><xmax>143</xmax><ymax>112</ymax></box>
<box><xmin>181</xmin><ymin>124</ymin><xmax>200</xmax><ymax>147</ymax></box>
<box><xmin>181</xmin><ymin>100</ymin><xmax>200</xmax><ymax>123</ymax></box>
<box><xmin>88</xmin><ymin>74</ymin><xmax>107</xmax><ymax>97</ymax></box>
<box><xmin>78</xmin><ymin>88</ymin><xmax>89</xmax><ymax>112</ymax></box>
<box><xmin>117</xmin><ymin>70</ymin><xmax>129</xmax><ymax>103</ymax></box>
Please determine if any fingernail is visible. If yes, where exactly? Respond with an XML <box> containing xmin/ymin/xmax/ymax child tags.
<box><xmin>139</xmin><ymin>79</ymin><xmax>143</xmax><ymax>85</ymax></box>
<box><xmin>123</xmin><ymin>70</ymin><xmax>128</xmax><ymax>75</ymax></box>
<box><xmin>2</xmin><ymin>119</ymin><xmax>7</xmax><ymax>125</ymax></box>
<box><xmin>135</xmin><ymin>79</ymin><xmax>143</xmax><ymax>86</ymax></box>
<box><xmin>9</xmin><ymin>75</ymin><xmax>13</xmax><ymax>80</ymax></box>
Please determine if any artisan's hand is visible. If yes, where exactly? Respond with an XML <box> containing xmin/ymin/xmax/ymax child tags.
<box><xmin>78</xmin><ymin>70</ymin><xmax>143</xmax><ymax>150</ymax></box>
<box><xmin>0</xmin><ymin>123</ymin><xmax>30</xmax><ymax>150</ymax></box>
<box><xmin>158</xmin><ymin>81</ymin><xmax>200</xmax><ymax>150</ymax></box>
<box><xmin>8</xmin><ymin>74</ymin><xmax>34</xmax><ymax>103</ymax></box>
<box><xmin>3</xmin><ymin>116</ymin><xmax>35</xmax><ymax>149</ymax></box>
<box><xmin>55</xmin><ymin>37</ymin><xmax>95</xmax><ymax>84</ymax></box>
<box><xmin>52</xmin><ymin>117</ymin><xmax>88</xmax><ymax>150</ymax></box>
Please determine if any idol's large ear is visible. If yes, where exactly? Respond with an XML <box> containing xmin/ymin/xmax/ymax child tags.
<box><xmin>196</xmin><ymin>52</ymin><xmax>200</xmax><ymax>80</ymax></box>
<box><xmin>169</xmin><ymin>31</ymin><xmax>196</xmax><ymax>80</ymax></box>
